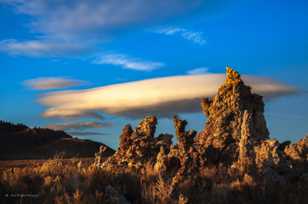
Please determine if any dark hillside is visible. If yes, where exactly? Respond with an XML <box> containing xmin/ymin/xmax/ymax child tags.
<box><xmin>0</xmin><ymin>121</ymin><xmax>114</xmax><ymax>160</ymax></box>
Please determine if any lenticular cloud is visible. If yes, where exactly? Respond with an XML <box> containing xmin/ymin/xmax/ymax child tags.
<box><xmin>39</xmin><ymin>74</ymin><xmax>296</xmax><ymax>118</ymax></box>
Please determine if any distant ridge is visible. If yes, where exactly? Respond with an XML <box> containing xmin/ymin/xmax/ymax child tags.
<box><xmin>0</xmin><ymin>121</ymin><xmax>114</xmax><ymax>160</ymax></box>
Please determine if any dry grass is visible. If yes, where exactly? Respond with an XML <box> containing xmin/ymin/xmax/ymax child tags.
<box><xmin>0</xmin><ymin>155</ymin><xmax>144</xmax><ymax>204</ymax></box>
<box><xmin>1</xmin><ymin>157</ymin><xmax>308</xmax><ymax>204</ymax></box>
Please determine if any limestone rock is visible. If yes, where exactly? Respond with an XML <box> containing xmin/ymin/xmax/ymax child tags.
<box><xmin>284</xmin><ymin>136</ymin><xmax>308</xmax><ymax>171</ymax></box>
<box><xmin>173</xmin><ymin>115</ymin><xmax>196</xmax><ymax>151</ymax></box>
<box><xmin>101</xmin><ymin>115</ymin><xmax>171</xmax><ymax>171</ymax></box>
<box><xmin>237</xmin><ymin>110</ymin><xmax>255</xmax><ymax>173</ymax></box>
<box><xmin>254</xmin><ymin>139</ymin><xmax>283</xmax><ymax>169</ymax></box>
<box><xmin>136</xmin><ymin>115</ymin><xmax>157</xmax><ymax>138</ymax></box>
<box><xmin>196</xmin><ymin>67</ymin><xmax>269</xmax><ymax>168</ymax></box>
<box><xmin>284</xmin><ymin>136</ymin><xmax>308</xmax><ymax>161</ymax></box>
<box><xmin>200</xmin><ymin>98</ymin><xmax>211</xmax><ymax>117</ymax></box>
<box><xmin>119</xmin><ymin>124</ymin><xmax>133</xmax><ymax>150</ymax></box>
<box><xmin>92</xmin><ymin>66</ymin><xmax>308</xmax><ymax>203</ymax></box>
<box><xmin>198</xmin><ymin>67</ymin><xmax>269</xmax><ymax>146</ymax></box>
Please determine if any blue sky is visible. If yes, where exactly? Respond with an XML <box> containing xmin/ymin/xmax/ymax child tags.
<box><xmin>0</xmin><ymin>0</ymin><xmax>307</xmax><ymax>148</ymax></box>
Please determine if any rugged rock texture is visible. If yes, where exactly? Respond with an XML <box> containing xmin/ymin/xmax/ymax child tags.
<box><xmin>284</xmin><ymin>136</ymin><xmax>308</xmax><ymax>172</ymax></box>
<box><xmin>97</xmin><ymin>116</ymin><xmax>172</xmax><ymax>171</ymax></box>
<box><xmin>197</xmin><ymin>67</ymin><xmax>268</xmax><ymax>161</ymax></box>
<box><xmin>94</xmin><ymin>67</ymin><xmax>308</xmax><ymax>204</ymax></box>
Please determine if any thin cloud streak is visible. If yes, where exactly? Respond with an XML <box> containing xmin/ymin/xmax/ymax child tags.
<box><xmin>39</xmin><ymin>74</ymin><xmax>297</xmax><ymax>119</ymax></box>
<box><xmin>46</xmin><ymin>121</ymin><xmax>112</xmax><ymax>131</ymax></box>
<box><xmin>0</xmin><ymin>39</ymin><xmax>85</xmax><ymax>56</ymax></box>
<box><xmin>67</xmin><ymin>131</ymin><xmax>109</xmax><ymax>137</ymax></box>
<box><xmin>187</xmin><ymin>67</ymin><xmax>209</xmax><ymax>75</ymax></box>
<box><xmin>93</xmin><ymin>54</ymin><xmax>164</xmax><ymax>71</ymax></box>
<box><xmin>24</xmin><ymin>77</ymin><xmax>86</xmax><ymax>90</ymax></box>
<box><xmin>154</xmin><ymin>27</ymin><xmax>207</xmax><ymax>45</ymax></box>
<box><xmin>40</xmin><ymin>109</ymin><xmax>104</xmax><ymax>119</ymax></box>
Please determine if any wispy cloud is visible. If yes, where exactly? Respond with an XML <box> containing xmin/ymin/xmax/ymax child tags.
<box><xmin>24</xmin><ymin>77</ymin><xmax>86</xmax><ymax>90</ymax></box>
<box><xmin>93</xmin><ymin>54</ymin><xmax>164</xmax><ymax>71</ymax></box>
<box><xmin>3</xmin><ymin>0</ymin><xmax>202</xmax><ymax>37</ymax></box>
<box><xmin>41</xmin><ymin>110</ymin><xmax>105</xmax><ymax>120</ymax></box>
<box><xmin>67</xmin><ymin>131</ymin><xmax>109</xmax><ymax>137</ymax></box>
<box><xmin>154</xmin><ymin>27</ymin><xmax>207</xmax><ymax>45</ymax></box>
<box><xmin>0</xmin><ymin>1</ymin><xmax>204</xmax><ymax>55</ymax></box>
<box><xmin>46</xmin><ymin>121</ymin><xmax>112</xmax><ymax>131</ymax></box>
<box><xmin>39</xmin><ymin>74</ymin><xmax>296</xmax><ymax>119</ymax></box>
<box><xmin>0</xmin><ymin>39</ymin><xmax>85</xmax><ymax>57</ymax></box>
<box><xmin>187</xmin><ymin>67</ymin><xmax>209</xmax><ymax>75</ymax></box>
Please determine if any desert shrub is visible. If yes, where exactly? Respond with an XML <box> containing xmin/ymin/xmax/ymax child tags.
<box><xmin>1</xmin><ymin>158</ymin><xmax>308</xmax><ymax>204</ymax></box>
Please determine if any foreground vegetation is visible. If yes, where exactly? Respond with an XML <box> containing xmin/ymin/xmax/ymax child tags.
<box><xmin>1</xmin><ymin>157</ymin><xmax>308</xmax><ymax>204</ymax></box>
<box><xmin>0</xmin><ymin>157</ymin><xmax>138</xmax><ymax>204</ymax></box>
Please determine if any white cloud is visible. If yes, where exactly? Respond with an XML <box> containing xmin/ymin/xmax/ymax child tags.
<box><xmin>16</xmin><ymin>1</ymin><xmax>201</xmax><ymax>36</ymax></box>
<box><xmin>39</xmin><ymin>74</ymin><xmax>296</xmax><ymax>119</ymax></box>
<box><xmin>93</xmin><ymin>54</ymin><xmax>164</xmax><ymax>71</ymax></box>
<box><xmin>46</xmin><ymin>121</ymin><xmax>112</xmax><ymax>131</ymax></box>
<box><xmin>0</xmin><ymin>1</ymin><xmax>204</xmax><ymax>55</ymax></box>
<box><xmin>0</xmin><ymin>39</ymin><xmax>85</xmax><ymax>56</ymax></box>
<box><xmin>154</xmin><ymin>27</ymin><xmax>207</xmax><ymax>45</ymax></box>
<box><xmin>24</xmin><ymin>77</ymin><xmax>86</xmax><ymax>90</ymax></box>
<box><xmin>187</xmin><ymin>67</ymin><xmax>209</xmax><ymax>75</ymax></box>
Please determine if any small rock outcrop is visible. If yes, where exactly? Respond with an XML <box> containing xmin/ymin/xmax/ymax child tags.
<box><xmin>284</xmin><ymin>136</ymin><xmax>308</xmax><ymax>171</ymax></box>
<box><xmin>173</xmin><ymin>115</ymin><xmax>196</xmax><ymax>151</ymax></box>
<box><xmin>99</xmin><ymin>116</ymin><xmax>172</xmax><ymax>170</ymax></box>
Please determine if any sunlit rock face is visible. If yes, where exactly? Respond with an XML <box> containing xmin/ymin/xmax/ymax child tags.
<box><xmin>97</xmin><ymin>116</ymin><xmax>172</xmax><ymax>170</ymax></box>
<box><xmin>284</xmin><ymin>136</ymin><xmax>308</xmax><ymax>171</ymax></box>
<box><xmin>93</xmin><ymin>67</ymin><xmax>308</xmax><ymax>203</ymax></box>
<box><xmin>198</xmin><ymin>67</ymin><xmax>269</xmax><ymax>144</ymax></box>
<box><xmin>197</xmin><ymin>67</ymin><xmax>269</xmax><ymax>168</ymax></box>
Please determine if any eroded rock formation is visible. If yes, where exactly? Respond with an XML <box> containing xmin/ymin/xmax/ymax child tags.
<box><xmin>94</xmin><ymin>67</ymin><xmax>308</xmax><ymax>203</ymax></box>
<box><xmin>97</xmin><ymin>116</ymin><xmax>172</xmax><ymax>171</ymax></box>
